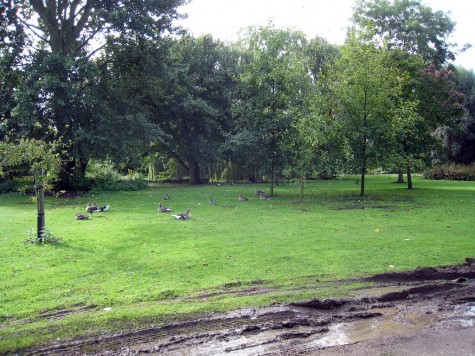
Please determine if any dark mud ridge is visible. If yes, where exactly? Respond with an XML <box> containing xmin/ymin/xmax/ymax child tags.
<box><xmin>26</xmin><ymin>261</ymin><xmax>475</xmax><ymax>355</ymax></box>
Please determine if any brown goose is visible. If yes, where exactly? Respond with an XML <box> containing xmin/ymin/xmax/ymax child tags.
<box><xmin>209</xmin><ymin>197</ymin><xmax>217</xmax><ymax>205</ymax></box>
<box><xmin>172</xmin><ymin>208</ymin><xmax>191</xmax><ymax>220</ymax></box>
<box><xmin>75</xmin><ymin>213</ymin><xmax>90</xmax><ymax>220</ymax></box>
<box><xmin>238</xmin><ymin>194</ymin><xmax>249</xmax><ymax>202</ymax></box>
<box><xmin>158</xmin><ymin>202</ymin><xmax>172</xmax><ymax>212</ymax></box>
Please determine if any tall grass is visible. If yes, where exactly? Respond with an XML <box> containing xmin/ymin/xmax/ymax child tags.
<box><xmin>0</xmin><ymin>175</ymin><xmax>474</xmax><ymax>351</ymax></box>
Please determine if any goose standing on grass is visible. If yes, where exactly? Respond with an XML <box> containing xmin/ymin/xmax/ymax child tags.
<box><xmin>209</xmin><ymin>197</ymin><xmax>217</xmax><ymax>205</ymax></box>
<box><xmin>255</xmin><ymin>190</ymin><xmax>264</xmax><ymax>196</ymax></box>
<box><xmin>172</xmin><ymin>208</ymin><xmax>191</xmax><ymax>220</ymax></box>
<box><xmin>165</xmin><ymin>193</ymin><xmax>171</xmax><ymax>201</ymax></box>
<box><xmin>239</xmin><ymin>194</ymin><xmax>249</xmax><ymax>202</ymax></box>
<box><xmin>75</xmin><ymin>213</ymin><xmax>90</xmax><ymax>220</ymax></box>
<box><xmin>158</xmin><ymin>202</ymin><xmax>172</xmax><ymax>212</ymax></box>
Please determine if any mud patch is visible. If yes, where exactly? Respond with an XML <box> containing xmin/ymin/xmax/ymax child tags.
<box><xmin>21</xmin><ymin>263</ymin><xmax>475</xmax><ymax>355</ymax></box>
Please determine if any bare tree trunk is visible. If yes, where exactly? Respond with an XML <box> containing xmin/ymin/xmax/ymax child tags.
<box><xmin>35</xmin><ymin>174</ymin><xmax>45</xmax><ymax>242</ymax></box>
<box><xmin>407</xmin><ymin>165</ymin><xmax>413</xmax><ymax>189</ymax></box>
<box><xmin>397</xmin><ymin>165</ymin><xmax>405</xmax><ymax>183</ymax></box>
<box><xmin>270</xmin><ymin>160</ymin><xmax>275</xmax><ymax>196</ymax></box>
<box><xmin>300</xmin><ymin>169</ymin><xmax>305</xmax><ymax>201</ymax></box>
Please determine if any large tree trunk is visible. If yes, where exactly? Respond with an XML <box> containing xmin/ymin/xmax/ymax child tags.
<box><xmin>56</xmin><ymin>159</ymin><xmax>76</xmax><ymax>191</ymax></box>
<box><xmin>407</xmin><ymin>165</ymin><xmax>413</xmax><ymax>189</ymax></box>
<box><xmin>189</xmin><ymin>160</ymin><xmax>202</xmax><ymax>184</ymax></box>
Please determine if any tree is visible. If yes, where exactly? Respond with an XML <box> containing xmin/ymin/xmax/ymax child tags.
<box><xmin>0</xmin><ymin>139</ymin><xmax>61</xmax><ymax>241</ymax></box>
<box><xmin>352</xmin><ymin>0</ymin><xmax>460</xmax><ymax>67</ymax></box>
<box><xmin>0</xmin><ymin>0</ymin><xmax>26</xmax><ymax>141</ymax></box>
<box><xmin>326</xmin><ymin>33</ymin><xmax>410</xmax><ymax>196</ymax></box>
<box><xmin>234</xmin><ymin>26</ymin><xmax>306</xmax><ymax>195</ymax></box>
<box><xmin>4</xmin><ymin>0</ymin><xmax>187</xmax><ymax>189</ymax></box>
<box><xmin>102</xmin><ymin>34</ymin><xmax>234</xmax><ymax>184</ymax></box>
<box><xmin>352</xmin><ymin>0</ymin><xmax>467</xmax><ymax>187</ymax></box>
<box><xmin>24</xmin><ymin>0</ymin><xmax>187</xmax><ymax>56</ymax></box>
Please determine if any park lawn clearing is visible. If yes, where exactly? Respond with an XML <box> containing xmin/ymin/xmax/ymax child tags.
<box><xmin>0</xmin><ymin>174</ymin><xmax>474</xmax><ymax>352</ymax></box>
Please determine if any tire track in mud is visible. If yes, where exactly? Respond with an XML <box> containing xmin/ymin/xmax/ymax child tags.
<box><xmin>22</xmin><ymin>262</ymin><xmax>475</xmax><ymax>355</ymax></box>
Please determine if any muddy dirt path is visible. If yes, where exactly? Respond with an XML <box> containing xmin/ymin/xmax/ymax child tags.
<box><xmin>27</xmin><ymin>262</ymin><xmax>475</xmax><ymax>355</ymax></box>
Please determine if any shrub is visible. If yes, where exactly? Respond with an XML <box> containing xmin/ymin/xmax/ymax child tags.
<box><xmin>0</xmin><ymin>179</ymin><xmax>16</xmax><ymax>193</ymax></box>
<box><xmin>424</xmin><ymin>164</ymin><xmax>475</xmax><ymax>181</ymax></box>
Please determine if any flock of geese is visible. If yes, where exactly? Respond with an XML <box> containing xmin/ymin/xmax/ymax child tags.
<box><xmin>76</xmin><ymin>189</ymin><xmax>272</xmax><ymax>221</ymax></box>
<box><xmin>75</xmin><ymin>203</ymin><xmax>110</xmax><ymax>220</ymax></box>
<box><xmin>159</xmin><ymin>189</ymin><xmax>273</xmax><ymax>221</ymax></box>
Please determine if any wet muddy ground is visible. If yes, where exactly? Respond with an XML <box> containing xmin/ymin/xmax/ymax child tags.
<box><xmin>27</xmin><ymin>262</ymin><xmax>475</xmax><ymax>355</ymax></box>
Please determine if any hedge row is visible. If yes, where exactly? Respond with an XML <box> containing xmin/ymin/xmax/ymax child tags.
<box><xmin>424</xmin><ymin>164</ymin><xmax>475</xmax><ymax>181</ymax></box>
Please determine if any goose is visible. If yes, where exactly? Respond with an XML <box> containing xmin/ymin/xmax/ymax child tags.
<box><xmin>158</xmin><ymin>202</ymin><xmax>172</xmax><ymax>212</ymax></box>
<box><xmin>98</xmin><ymin>205</ymin><xmax>110</xmax><ymax>212</ymax></box>
<box><xmin>164</xmin><ymin>193</ymin><xmax>171</xmax><ymax>201</ymax></box>
<box><xmin>75</xmin><ymin>213</ymin><xmax>90</xmax><ymax>220</ymax></box>
<box><xmin>239</xmin><ymin>194</ymin><xmax>249</xmax><ymax>202</ymax></box>
<box><xmin>86</xmin><ymin>203</ymin><xmax>99</xmax><ymax>214</ymax></box>
<box><xmin>260</xmin><ymin>193</ymin><xmax>272</xmax><ymax>201</ymax></box>
<box><xmin>255</xmin><ymin>190</ymin><xmax>264</xmax><ymax>196</ymax></box>
<box><xmin>209</xmin><ymin>197</ymin><xmax>217</xmax><ymax>205</ymax></box>
<box><xmin>172</xmin><ymin>208</ymin><xmax>191</xmax><ymax>220</ymax></box>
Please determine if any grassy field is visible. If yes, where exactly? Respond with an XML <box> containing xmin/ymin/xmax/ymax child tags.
<box><xmin>1</xmin><ymin>175</ymin><xmax>474</xmax><ymax>352</ymax></box>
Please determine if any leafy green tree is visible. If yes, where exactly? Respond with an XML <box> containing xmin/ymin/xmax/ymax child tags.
<box><xmin>0</xmin><ymin>139</ymin><xmax>61</xmax><ymax>241</ymax></box>
<box><xmin>25</xmin><ymin>0</ymin><xmax>187</xmax><ymax>56</ymax></box>
<box><xmin>352</xmin><ymin>0</ymin><xmax>460</xmax><ymax>67</ymax></box>
<box><xmin>4</xmin><ymin>0</ymin><xmax>187</xmax><ymax>189</ymax></box>
<box><xmin>326</xmin><ymin>34</ymin><xmax>410</xmax><ymax>196</ymax></box>
<box><xmin>102</xmin><ymin>34</ymin><xmax>235</xmax><ymax>184</ymax></box>
<box><xmin>233</xmin><ymin>26</ymin><xmax>307</xmax><ymax>195</ymax></box>
<box><xmin>352</xmin><ymin>0</ymin><xmax>467</xmax><ymax>187</ymax></box>
<box><xmin>282</xmin><ymin>36</ymin><xmax>341</xmax><ymax>199</ymax></box>
<box><xmin>0</xmin><ymin>0</ymin><xmax>26</xmax><ymax>141</ymax></box>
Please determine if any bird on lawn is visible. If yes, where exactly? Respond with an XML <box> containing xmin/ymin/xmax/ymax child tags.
<box><xmin>209</xmin><ymin>197</ymin><xmax>217</xmax><ymax>205</ymax></box>
<box><xmin>172</xmin><ymin>208</ymin><xmax>191</xmax><ymax>220</ymax></box>
<box><xmin>86</xmin><ymin>202</ymin><xmax>99</xmax><ymax>214</ymax></box>
<box><xmin>260</xmin><ymin>193</ymin><xmax>272</xmax><ymax>201</ymax></box>
<box><xmin>98</xmin><ymin>205</ymin><xmax>110</xmax><ymax>212</ymax></box>
<box><xmin>158</xmin><ymin>202</ymin><xmax>172</xmax><ymax>212</ymax></box>
<box><xmin>75</xmin><ymin>213</ymin><xmax>90</xmax><ymax>220</ymax></box>
<box><xmin>165</xmin><ymin>193</ymin><xmax>171</xmax><ymax>201</ymax></box>
<box><xmin>255</xmin><ymin>190</ymin><xmax>264</xmax><ymax>196</ymax></box>
<box><xmin>239</xmin><ymin>194</ymin><xmax>249</xmax><ymax>202</ymax></box>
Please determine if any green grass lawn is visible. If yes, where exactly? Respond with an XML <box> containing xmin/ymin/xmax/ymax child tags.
<box><xmin>1</xmin><ymin>175</ymin><xmax>474</xmax><ymax>352</ymax></box>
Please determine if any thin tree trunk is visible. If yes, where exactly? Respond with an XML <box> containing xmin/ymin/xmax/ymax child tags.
<box><xmin>300</xmin><ymin>168</ymin><xmax>305</xmax><ymax>201</ymax></box>
<box><xmin>397</xmin><ymin>166</ymin><xmax>405</xmax><ymax>183</ymax></box>
<box><xmin>270</xmin><ymin>160</ymin><xmax>275</xmax><ymax>196</ymax></box>
<box><xmin>360</xmin><ymin>166</ymin><xmax>366</xmax><ymax>197</ymax></box>
<box><xmin>407</xmin><ymin>165</ymin><xmax>413</xmax><ymax>189</ymax></box>
<box><xmin>35</xmin><ymin>173</ymin><xmax>45</xmax><ymax>242</ymax></box>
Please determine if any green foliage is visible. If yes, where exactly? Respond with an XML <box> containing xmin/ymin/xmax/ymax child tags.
<box><xmin>424</xmin><ymin>164</ymin><xmax>475</xmax><ymax>181</ymax></box>
<box><xmin>0</xmin><ymin>179</ymin><xmax>16</xmax><ymax>193</ymax></box>
<box><xmin>352</xmin><ymin>0</ymin><xmax>457</xmax><ymax>66</ymax></box>
<box><xmin>86</xmin><ymin>160</ymin><xmax>148</xmax><ymax>191</ymax></box>
<box><xmin>25</xmin><ymin>227</ymin><xmax>62</xmax><ymax>245</ymax></box>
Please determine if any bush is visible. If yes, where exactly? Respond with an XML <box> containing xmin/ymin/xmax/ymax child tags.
<box><xmin>424</xmin><ymin>164</ymin><xmax>475</xmax><ymax>181</ymax></box>
<box><xmin>0</xmin><ymin>179</ymin><xmax>16</xmax><ymax>193</ymax></box>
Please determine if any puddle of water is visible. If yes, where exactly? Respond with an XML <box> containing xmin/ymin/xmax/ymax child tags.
<box><xmin>312</xmin><ymin>307</ymin><xmax>438</xmax><ymax>348</ymax></box>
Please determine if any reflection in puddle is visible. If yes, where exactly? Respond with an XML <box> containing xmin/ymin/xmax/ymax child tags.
<box><xmin>312</xmin><ymin>307</ymin><xmax>438</xmax><ymax>348</ymax></box>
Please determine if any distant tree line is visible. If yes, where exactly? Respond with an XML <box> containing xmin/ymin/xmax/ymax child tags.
<box><xmin>1</xmin><ymin>0</ymin><xmax>474</xmax><ymax>196</ymax></box>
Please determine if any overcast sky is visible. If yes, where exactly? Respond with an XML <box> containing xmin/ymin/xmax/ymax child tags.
<box><xmin>176</xmin><ymin>0</ymin><xmax>474</xmax><ymax>70</ymax></box>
